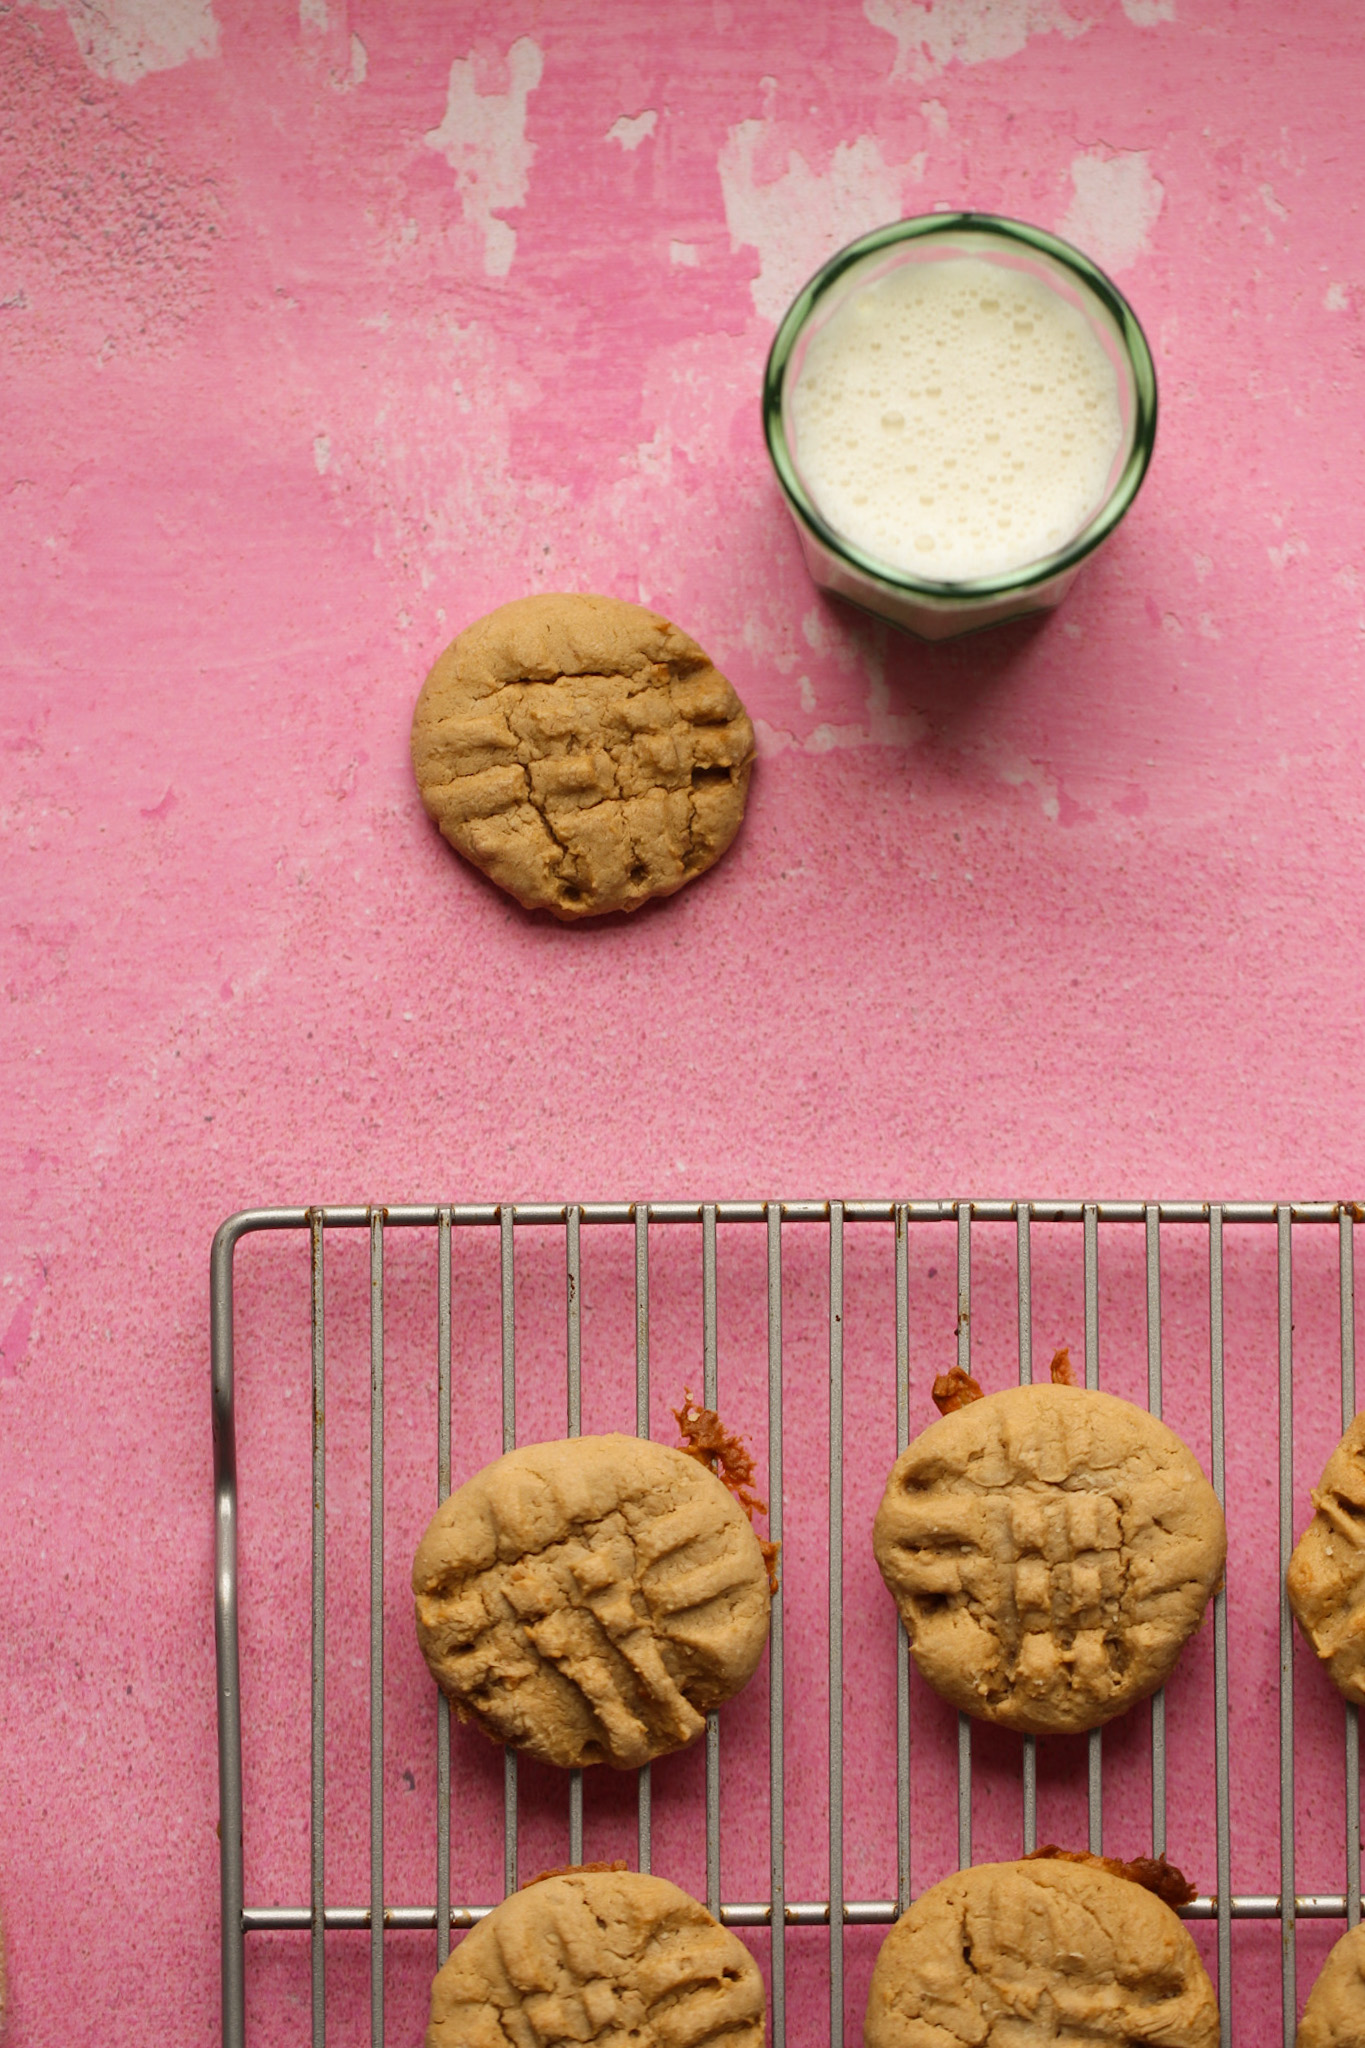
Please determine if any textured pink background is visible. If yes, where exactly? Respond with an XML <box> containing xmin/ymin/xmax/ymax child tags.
<box><xmin>2</xmin><ymin>0</ymin><xmax>1364</xmax><ymax>2041</ymax></box>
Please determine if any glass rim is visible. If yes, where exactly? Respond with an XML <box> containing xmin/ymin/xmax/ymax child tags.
<box><xmin>762</xmin><ymin>211</ymin><xmax>1159</xmax><ymax>603</ymax></box>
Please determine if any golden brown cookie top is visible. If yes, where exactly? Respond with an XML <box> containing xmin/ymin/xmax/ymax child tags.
<box><xmin>873</xmin><ymin>1382</ymin><xmax>1226</xmax><ymax>1734</ymax></box>
<box><xmin>864</xmin><ymin>1858</ymin><xmax>1218</xmax><ymax>2048</ymax></box>
<box><xmin>426</xmin><ymin>1870</ymin><xmax>764</xmax><ymax>2048</ymax></box>
<box><xmin>411</xmin><ymin>592</ymin><xmax>754</xmax><ymax>919</ymax></box>
<box><xmin>1287</xmin><ymin>1412</ymin><xmax>1365</xmax><ymax>1705</ymax></box>
<box><xmin>413</xmin><ymin>1434</ymin><xmax>772</xmax><ymax>1769</ymax></box>
<box><xmin>1297</xmin><ymin>1923</ymin><xmax>1365</xmax><ymax>2048</ymax></box>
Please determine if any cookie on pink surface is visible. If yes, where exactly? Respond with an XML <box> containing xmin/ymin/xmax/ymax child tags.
<box><xmin>1287</xmin><ymin>1412</ymin><xmax>1365</xmax><ymax>1704</ymax></box>
<box><xmin>412</xmin><ymin>1434</ymin><xmax>771</xmax><ymax>1768</ymax></box>
<box><xmin>865</xmin><ymin>1858</ymin><xmax>1218</xmax><ymax>2047</ymax></box>
<box><xmin>873</xmin><ymin>1383</ymin><xmax>1226</xmax><ymax>1734</ymax></box>
<box><xmin>411</xmin><ymin>593</ymin><xmax>754</xmax><ymax>919</ymax></box>
<box><xmin>426</xmin><ymin>1868</ymin><xmax>764</xmax><ymax>2048</ymax></box>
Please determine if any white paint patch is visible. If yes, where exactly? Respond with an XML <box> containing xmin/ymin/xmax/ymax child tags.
<box><xmin>313</xmin><ymin>434</ymin><xmax>331</xmax><ymax>475</ymax></box>
<box><xmin>669</xmin><ymin>241</ymin><xmax>700</xmax><ymax>267</ymax></box>
<box><xmin>719</xmin><ymin>123</ymin><xmax>907</xmax><ymax>323</ymax></box>
<box><xmin>54</xmin><ymin>0</ymin><xmax>219</xmax><ymax>84</ymax></box>
<box><xmin>299</xmin><ymin>0</ymin><xmax>328</xmax><ymax>31</ymax></box>
<box><xmin>1267</xmin><ymin>536</ymin><xmax>1307</xmax><ymax>571</ymax></box>
<box><xmin>919</xmin><ymin>98</ymin><xmax>950</xmax><ymax>136</ymax></box>
<box><xmin>988</xmin><ymin>746</ymin><xmax>1061</xmax><ymax>821</ymax></box>
<box><xmin>864</xmin><ymin>0</ymin><xmax>1088</xmax><ymax>83</ymax></box>
<box><xmin>752</xmin><ymin>648</ymin><xmax>924</xmax><ymax>759</ymax></box>
<box><xmin>606</xmin><ymin>111</ymin><xmax>657</xmax><ymax>151</ymax></box>
<box><xmin>1059</xmin><ymin>150</ymin><xmax>1163</xmax><ymax>273</ymax></box>
<box><xmin>350</xmin><ymin>33</ymin><xmax>367</xmax><ymax>84</ymax></box>
<box><xmin>1324</xmin><ymin>281</ymin><xmax>1349</xmax><ymax>311</ymax></box>
<box><xmin>1259</xmin><ymin>182</ymin><xmax>1289</xmax><ymax>221</ymax></box>
<box><xmin>425</xmin><ymin>38</ymin><xmax>544</xmax><ymax>280</ymax></box>
<box><xmin>1120</xmin><ymin>0</ymin><xmax>1175</xmax><ymax>21</ymax></box>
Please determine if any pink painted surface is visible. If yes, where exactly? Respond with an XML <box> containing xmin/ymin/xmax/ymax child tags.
<box><xmin>2</xmin><ymin>0</ymin><xmax>1364</xmax><ymax>2040</ymax></box>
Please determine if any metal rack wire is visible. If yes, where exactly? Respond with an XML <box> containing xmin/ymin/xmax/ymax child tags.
<box><xmin>212</xmin><ymin>1198</ymin><xmax>1363</xmax><ymax>2048</ymax></box>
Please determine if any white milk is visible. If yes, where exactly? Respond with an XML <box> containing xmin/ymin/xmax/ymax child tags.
<box><xmin>789</xmin><ymin>256</ymin><xmax>1123</xmax><ymax>583</ymax></box>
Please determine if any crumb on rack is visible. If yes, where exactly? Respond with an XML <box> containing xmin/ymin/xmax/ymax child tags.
<box><xmin>520</xmin><ymin>1859</ymin><xmax>629</xmax><ymax>1891</ymax></box>
<box><xmin>1049</xmin><ymin>1345</ymin><xmax>1076</xmax><ymax>1386</ymax></box>
<box><xmin>932</xmin><ymin>1366</ymin><xmax>984</xmax><ymax>1415</ymax></box>
<box><xmin>1024</xmin><ymin>1844</ymin><xmax>1196</xmax><ymax>1909</ymax></box>
<box><xmin>673</xmin><ymin>1390</ymin><xmax>780</xmax><ymax>1592</ymax></box>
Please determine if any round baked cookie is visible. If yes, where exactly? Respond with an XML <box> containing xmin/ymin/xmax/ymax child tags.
<box><xmin>873</xmin><ymin>1383</ymin><xmax>1226</xmax><ymax>1734</ymax></box>
<box><xmin>1298</xmin><ymin>1924</ymin><xmax>1365</xmax><ymax>2047</ymax></box>
<box><xmin>1287</xmin><ymin>1413</ymin><xmax>1365</xmax><ymax>1704</ymax></box>
<box><xmin>427</xmin><ymin>1869</ymin><xmax>764</xmax><ymax>2048</ymax></box>
<box><xmin>412</xmin><ymin>1434</ymin><xmax>772</xmax><ymax>1768</ymax></box>
<box><xmin>865</xmin><ymin>1858</ymin><xmax>1218</xmax><ymax>2048</ymax></box>
<box><xmin>410</xmin><ymin>592</ymin><xmax>755</xmax><ymax>919</ymax></box>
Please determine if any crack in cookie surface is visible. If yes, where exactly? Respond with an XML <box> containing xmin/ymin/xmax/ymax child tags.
<box><xmin>413</xmin><ymin>1434</ymin><xmax>772</xmax><ymax>1769</ymax></box>
<box><xmin>411</xmin><ymin>593</ymin><xmax>755</xmax><ymax>918</ymax></box>
<box><xmin>427</xmin><ymin>1871</ymin><xmax>765</xmax><ymax>2048</ymax></box>
<box><xmin>873</xmin><ymin>1384</ymin><xmax>1226</xmax><ymax>1734</ymax></box>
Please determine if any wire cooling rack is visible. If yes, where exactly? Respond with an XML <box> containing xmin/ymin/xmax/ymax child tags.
<box><xmin>213</xmin><ymin>1199</ymin><xmax>1363</xmax><ymax>2048</ymax></box>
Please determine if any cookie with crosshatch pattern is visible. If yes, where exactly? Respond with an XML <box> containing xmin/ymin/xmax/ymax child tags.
<box><xmin>872</xmin><ymin>1382</ymin><xmax>1226</xmax><ymax>1734</ymax></box>
<box><xmin>1287</xmin><ymin>1412</ymin><xmax>1365</xmax><ymax>1705</ymax></box>
<box><xmin>864</xmin><ymin>1858</ymin><xmax>1219</xmax><ymax>2048</ymax></box>
<box><xmin>1297</xmin><ymin>1922</ymin><xmax>1365</xmax><ymax>2047</ymax></box>
<box><xmin>410</xmin><ymin>592</ymin><xmax>755</xmax><ymax>919</ymax></box>
<box><xmin>426</xmin><ymin>1868</ymin><xmax>764</xmax><ymax>2048</ymax></box>
<box><xmin>412</xmin><ymin>1434</ymin><xmax>771</xmax><ymax>1769</ymax></box>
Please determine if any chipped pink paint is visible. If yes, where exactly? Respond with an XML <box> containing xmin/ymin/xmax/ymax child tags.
<box><xmin>2</xmin><ymin>1</ymin><xmax>1365</xmax><ymax>2041</ymax></box>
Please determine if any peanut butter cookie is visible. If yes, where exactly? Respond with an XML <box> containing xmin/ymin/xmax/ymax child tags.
<box><xmin>412</xmin><ymin>1434</ymin><xmax>771</xmax><ymax>1769</ymax></box>
<box><xmin>1287</xmin><ymin>1413</ymin><xmax>1365</xmax><ymax>1704</ymax></box>
<box><xmin>1297</xmin><ymin>1924</ymin><xmax>1365</xmax><ymax>2047</ymax></box>
<box><xmin>873</xmin><ymin>1383</ymin><xmax>1226</xmax><ymax>1734</ymax></box>
<box><xmin>411</xmin><ymin>593</ymin><xmax>754</xmax><ymax>918</ymax></box>
<box><xmin>865</xmin><ymin>1858</ymin><xmax>1218</xmax><ymax>2047</ymax></box>
<box><xmin>426</xmin><ymin>1868</ymin><xmax>764</xmax><ymax>2048</ymax></box>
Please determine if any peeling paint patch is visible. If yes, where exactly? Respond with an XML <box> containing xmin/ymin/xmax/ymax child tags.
<box><xmin>752</xmin><ymin>664</ymin><xmax>924</xmax><ymax>758</ymax></box>
<box><xmin>0</xmin><ymin>1277</ymin><xmax>43</xmax><ymax>1378</ymax></box>
<box><xmin>425</xmin><ymin>38</ymin><xmax>544</xmax><ymax>280</ymax></box>
<box><xmin>606</xmin><ymin>111</ymin><xmax>657</xmax><ymax>151</ymax></box>
<box><xmin>299</xmin><ymin>0</ymin><xmax>328</xmax><ymax>31</ymax></box>
<box><xmin>669</xmin><ymin>240</ymin><xmax>700</xmax><ymax>267</ymax></box>
<box><xmin>864</xmin><ymin>0</ymin><xmax>1089</xmax><ymax>83</ymax></box>
<box><xmin>349</xmin><ymin>33</ymin><xmax>367</xmax><ymax>85</ymax></box>
<box><xmin>1059</xmin><ymin>150</ymin><xmax>1163</xmax><ymax>273</ymax></box>
<box><xmin>53</xmin><ymin>0</ymin><xmax>220</xmax><ymax>84</ymax></box>
<box><xmin>1325</xmin><ymin>282</ymin><xmax>1349</xmax><ymax>311</ymax></box>
<box><xmin>313</xmin><ymin>433</ymin><xmax>331</xmax><ymax>474</ymax></box>
<box><xmin>1119</xmin><ymin>0</ymin><xmax>1175</xmax><ymax>22</ymax></box>
<box><xmin>719</xmin><ymin>123</ymin><xmax>909</xmax><ymax>322</ymax></box>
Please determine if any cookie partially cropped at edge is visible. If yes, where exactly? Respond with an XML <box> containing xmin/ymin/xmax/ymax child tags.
<box><xmin>1297</xmin><ymin>1922</ymin><xmax>1365</xmax><ymax>2047</ymax></box>
<box><xmin>864</xmin><ymin>1858</ymin><xmax>1218</xmax><ymax>2048</ymax></box>
<box><xmin>411</xmin><ymin>593</ymin><xmax>755</xmax><ymax>919</ymax></box>
<box><xmin>426</xmin><ymin>1868</ymin><xmax>764</xmax><ymax>2048</ymax></box>
<box><xmin>1287</xmin><ymin>1413</ymin><xmax>1365</xmax><ymax>1705</ymax></box>
<box><xmin>412</xmin><ymin>1434</ymin><xmax>772</xmax><ymax>1769</ymax></box>
<box><xmin>873</xmin><ymin>1382</ymin><xmax>1226</xmax><ymax>1735</ymax></box>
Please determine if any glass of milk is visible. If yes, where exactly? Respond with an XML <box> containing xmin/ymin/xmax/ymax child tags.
<box><xmin>764</xmin><ymin>213</ymin><xmax>1157</xmax><ymax>640</ymax></box>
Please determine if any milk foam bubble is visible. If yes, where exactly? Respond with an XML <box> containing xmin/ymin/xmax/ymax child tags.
<box><xmin>789</xmin><ymin>256</ymin><xmax>1123</xmax><ymax>583</ymax></box>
